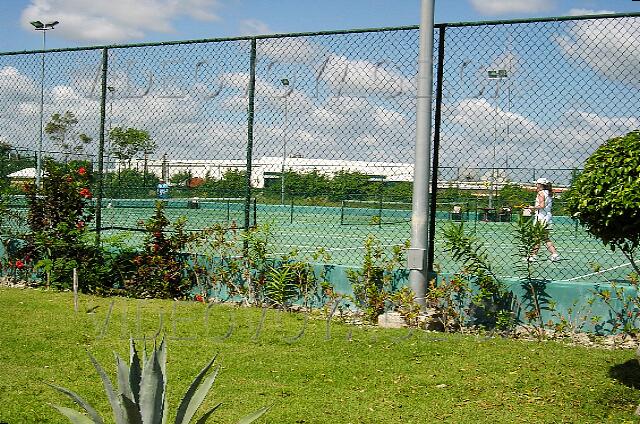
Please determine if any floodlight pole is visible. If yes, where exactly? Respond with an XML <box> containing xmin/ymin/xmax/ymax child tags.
<box><xmin>280</xmin><ymin>78</ymin><xmax>289</xmax><ymax>205</ymax></box>
<box><xmin>408</xmin><ymin>0</ymin><xmax>435</xmax><ymax>307</ymax></box>
<box><xmin>487</xmin><ymin>69</ymin><xmax>507</xmax><ymax>208</ymax></box>
<box><xmin>31</xmin><ymin>20</ymin><xmax>59</xmax><ymax>189</ymax></box>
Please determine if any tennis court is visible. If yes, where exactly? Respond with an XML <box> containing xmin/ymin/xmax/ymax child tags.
<box><xmin>89</xmin><ymin>199</ymin><xmax>633</xmax><ymax>284</ymax></box>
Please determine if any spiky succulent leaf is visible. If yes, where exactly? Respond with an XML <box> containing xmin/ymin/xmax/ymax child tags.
<box><xmin>115</xmin><ymin>354</ymin><xmax>134</xmax><ymax>401</ymax></box>
<box><xmin>50</xmin><ymin>405</ymin><xmax>97</xmax><ymax>424</ymax></box>
<box><xmin>193</xmin><ymin>403</ymin><xmax>222</xmax><ymax>424</ymax></box>
<box><xmin>139</xmin><ymin>348</ymin><xmax>165</xmax><ymax>424</ymax></box>
<box><xmin>120</xmin><ymin>394</ymin><xmax>143</xmax><ymax>424</ymax></box>
<box><xmin>174</xmin><ymin>355</ymin><xmax>219</xmax><ymax>424</ymax></box>
<box><xmin>157</xmin><ymin>338</ymin><xmax>169</xmax><ymax>424</ymax></box>
<box><xmin>88</xmin><ymin>352</ymin><xmax>126</xmax><ymax>424</ymax></box>
<box><xmin>46</xmin><ymin>383</ymin><xmax>104</xmax><ymax>424</ymax></box>
<box><xmin>237</xmin><ymin>406</ymin><xmax>270</xmax><ymax>424</ymax></box>
<box><xmin>129</xmin><ymin>339</ymin><xmax>142</xmax><ymax>405</ymax></box>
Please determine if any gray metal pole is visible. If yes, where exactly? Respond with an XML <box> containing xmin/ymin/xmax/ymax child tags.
<box><xmin>408</xmin><ymin>0</ymin><xmax>436</xmax><ymax>306</ymax></box>
<box><xmin>281</xmin><ymin>96</ymin><xmax>287</xmax><ymax>205</ymax></box>
<box><xmin>35</xmin><ymin>30</ymin><xmax>46</xmax><ymax>189</ymax></box>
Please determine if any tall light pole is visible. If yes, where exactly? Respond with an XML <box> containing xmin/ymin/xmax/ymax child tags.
<box><xmin>280</xmin><ymin>78</ymin><xmax>289</xmax><ymax>205</ymax></box>
<box><xmin>487</xmin><ymin>69</ymin><xmax>507</xmax><ymax>209</ymax></box>
<box><xmin>31</xmin><ymin>20</ymin><xmax>59</xmax><ymax>189</ymax></box>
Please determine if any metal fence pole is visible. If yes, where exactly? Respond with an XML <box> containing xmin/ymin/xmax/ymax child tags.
<box><xmin>427</xmin><ymin>26</ymin><xmax>446</xmax><ymax>274</ymax></box>
<box><xmin>244</xmin><ymin>38</ymin><xmax>257</xmax><ymax>252</ymax></box>
<box><xmin>94</xmin><ymin>48</ymin><xmax>108</xmax><ymax>246</ymax></box>
<box><xmin>408</xmin><ymin>0</ymin><xmax>436</xmax><ymax>306</ymax></box>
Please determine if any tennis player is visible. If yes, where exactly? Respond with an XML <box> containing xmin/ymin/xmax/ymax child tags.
<box><xmin>528</xmin><ymin>177</ymin><xmax>560</xmax><ymax>262</ymax></box>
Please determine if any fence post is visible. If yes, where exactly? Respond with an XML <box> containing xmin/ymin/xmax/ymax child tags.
<box><xmin>94</xmin><ymin>47</ymin><xmax>108</xmax><ymax>247</ymax></box>
<box><xmin>244</xmin><ymin>38</ymin><xmax>257</xmax><ymax>252</ymax></box>
<box><xmin>408</xmin><ymin>0</ymin><xmax>436</xmax><ymax>307</ymax></box>
<box><xmin>427</xmin><ymin>26</ymin><xmax>446</xmax><ymax>275</ymax></box>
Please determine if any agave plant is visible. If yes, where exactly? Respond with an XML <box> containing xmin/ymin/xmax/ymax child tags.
<box><xmin>48</xmin><ymin>338</ymin><xmax>269</xmax><ymax>423</ymax></box>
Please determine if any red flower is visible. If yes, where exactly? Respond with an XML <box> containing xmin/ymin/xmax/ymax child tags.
<box><xmin>15</xmin><ymin>259</ymin><xmax>24</xmax><ymax>270</ymax></box>
<box><xmin>79</xmin><ymin>187</ymin><xmax>92</xmax><ymax>198</ymax></box>
<box><xmin>78</xmin><ymin>167</ymin><xmax>87</xmax><ymax>176</ymax></box>
<box><xmin>195</xmin><ymin>294</ymin><xmax>204</xmax><ymax>303</ymax></box>
<box><xmin>76</xmin><ymin>221</ymin><xmax>85</xmax><ymax>229</ymax></box>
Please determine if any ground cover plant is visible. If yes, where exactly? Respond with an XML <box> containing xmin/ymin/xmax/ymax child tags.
<box><xmin>1</xmin><ymin>287</ymin><xmax>640</xmax><ymax>423</ymax></box>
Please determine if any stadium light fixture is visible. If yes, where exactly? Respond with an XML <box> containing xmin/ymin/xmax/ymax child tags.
<box><xmin>31</xmin><ymin>19</ymin><xmax>59</xmax><ymax>188</ymax></box>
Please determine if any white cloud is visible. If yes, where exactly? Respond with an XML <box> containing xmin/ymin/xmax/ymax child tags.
<box><xmin>21</xmin><ymin>0</ymin><xmax>221</xmax><ymax>42</ymax></box>
<box><xmin>567</xmin><ymin>9</ymin><xmax>615</xmax><ymax>16</ymax></box>
<box><xmin>0</xmin><ymin>66</ymin><xmax>38</xmax><ymax>102</ymax></box>
<box><xmin>239</xmin><ymin>19</ymin><xmax>272</xmax><ymax>36</ymax></box>
<box><xmin>469</xmin><ymin>0</ymin><xmax>554</xmax><ymax>15</ymax></box>
<box><xmin>318</xmin><ymin>54</ymin><xmax>414</xmax><ymax>98</ymax></box>
<box><xmin>555</xmin><ymin>18</ymin><xmax>640</xmax><ymax>87</ymax></box>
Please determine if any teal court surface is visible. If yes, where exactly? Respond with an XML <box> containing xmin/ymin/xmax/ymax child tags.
<box><xmin>92</xmin><ymin>201</ymin><xmax>630</xmax><ymax>285</ymax></box>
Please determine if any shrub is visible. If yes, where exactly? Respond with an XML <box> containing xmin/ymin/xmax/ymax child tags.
<box><xmin>21</xmin><ymin>160</ymin><xmax>108</xmax><ymax>290</ymax></box>
<box><xmin>565</xmin><ymin>130</ymin><xmax>640</xmax><ymax>274</ymax></box>
<box><xmin>124</xmin><ymin>202</ymin><xmax>200</xmax><ymax>299</ymax></box>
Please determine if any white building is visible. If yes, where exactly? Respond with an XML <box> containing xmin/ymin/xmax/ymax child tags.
<box><xmin>120</xmin><ymin>156</ymin><xmax>415</xmax><ymax>188</ymax></box>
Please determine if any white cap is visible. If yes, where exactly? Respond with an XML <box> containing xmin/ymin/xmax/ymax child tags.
<box><xmin>535</xmin><ymin>177</ymin><xmax>549</xmax><ymax>185</ymax></box>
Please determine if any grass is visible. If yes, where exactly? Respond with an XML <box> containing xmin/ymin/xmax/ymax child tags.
<box><xmin>1</xmin><ymin>287</ymin><xmax>640</xmax><ymax>423</ymax></box>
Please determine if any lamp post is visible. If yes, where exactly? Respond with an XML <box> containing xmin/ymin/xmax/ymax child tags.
<box><xmin>487</xmin><ymin>69</ymin><xmax>507</xmax><ymax>209</ymax></box>
<box><xmin>280</xmin><ymin>78</ymin><xmax>289</xmax><ymax>205</ymax></box>
<box><xmin>31</xmin><ymin>20</ymin><xmax>59</xmax><ymax>189</ymax></box>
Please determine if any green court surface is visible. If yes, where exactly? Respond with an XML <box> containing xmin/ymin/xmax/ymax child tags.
<box><xmin>5</xmin><ymin>201</ymin><xmax>631</xmax><ymax>284</ymax></box>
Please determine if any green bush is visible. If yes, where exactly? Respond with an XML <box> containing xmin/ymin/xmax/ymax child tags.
<box><xmin>564</xmin><ymin>130</ymin><xmax>640</xmax><ymax>274</ymax></box>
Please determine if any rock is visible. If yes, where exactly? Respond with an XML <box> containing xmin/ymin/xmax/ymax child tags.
<box><xmin>378</xmin><ymin>311</ymin><xmax>406</xmax><ymax>329</ymax></box>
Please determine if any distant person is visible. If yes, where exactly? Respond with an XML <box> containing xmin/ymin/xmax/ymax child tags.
<box><xmin>528</xmin><ymin>177</ymin><xmax>560</xmax><ymax>262</ymax></box>
<box><xmin>157</xmin><ymin>180</ymin><xmax>169</xmax><ymax>199</ymax></box>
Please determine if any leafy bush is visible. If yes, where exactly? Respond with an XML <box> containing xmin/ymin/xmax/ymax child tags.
<box><xmin>124</xmin><ymin>202</ymin><xmax>200</xmax><ymax>299</ymax></box>
<box><xmin>21</xmin><ymin>160</ymin><xmax>109</xmax><ymax>290</ymax></box>
<box><xmin>347</xmin><ymin>236</ymin><xmax>409</xmax><ymax>323</ymax></box>
<box><xmin>442</xmin><ymin>223</ymin><xmax>512</xmax><ymax>328</ymax></box>
<box><xmin>565</xmin><ymin>130</ymin><xmax>640</xmax><ymax>274</ymax></box>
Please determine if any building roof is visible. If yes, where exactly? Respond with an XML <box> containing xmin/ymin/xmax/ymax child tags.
<box><xmin>7</xmin><ymin>168</ymin><xmax>36</xmax><ymax>179</ymax></box>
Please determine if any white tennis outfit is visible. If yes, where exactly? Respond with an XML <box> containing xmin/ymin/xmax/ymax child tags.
<box><xmin>535</xmin><ymin>189</ymin><xmax>553</xmax><ymax>226</ymax></box>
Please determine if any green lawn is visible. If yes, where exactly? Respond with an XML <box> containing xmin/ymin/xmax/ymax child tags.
<box><xmin>1</xmin><ymin>287</ymin><xmax>640</xmax><ymax>423</ymax></box>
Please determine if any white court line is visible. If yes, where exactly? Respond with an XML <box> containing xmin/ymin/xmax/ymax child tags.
<box><xmin>557</xmin><ymin>263</ymin><xmax>632</xmax><ymax>282</ymax></box>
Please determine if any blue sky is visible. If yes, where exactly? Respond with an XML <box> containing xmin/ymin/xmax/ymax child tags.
<box><xmin>0</xmin><ymin>0</ymin><xmax>638</xmax><ymax>52</ymax></box>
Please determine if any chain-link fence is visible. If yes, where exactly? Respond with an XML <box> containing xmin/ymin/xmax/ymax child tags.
<box><xmin>1</xmin><ymin>13</ymin><xmax>639</xmax><ymax>283</ymax></box>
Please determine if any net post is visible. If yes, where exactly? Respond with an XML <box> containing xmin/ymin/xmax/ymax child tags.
<box><xmin>290</xmin><ymin>198</ymin><xmax>294</xmax><ymax>224</ymax></box>
<box><xmin>340</xmin><ymin>200</ymin><xmax>345</xmax><ymax>225</ymax></box>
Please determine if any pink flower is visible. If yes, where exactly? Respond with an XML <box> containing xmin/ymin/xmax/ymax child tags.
<box><xmin>76</xmin><ymin>221</ymin><xmax>85</xmax><ymax>229</ymax></box>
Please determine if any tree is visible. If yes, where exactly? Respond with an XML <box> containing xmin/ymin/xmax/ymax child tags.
<box><xmin>565</xmin><ymin>130</ymin><xmax>640</xmax><ymax>274</ymax></box>
<box><xmin>103</xmin><ymin>168</ymin><xmax>159</xmax><ymax>198</ymax></box>
<box><xmin>108</xmin><ymin>126</ymin><xmax>156</xmax><ymax>169</ymax></box>
<box><xmin>45</xmin><ymin>111</ymin><xmax>92</xmax><ymax>162</ymax></box>
<box><xmin>329</xmin><ymin>171</ymin><xmax>377</xmax><ymax>202</ymax></box>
